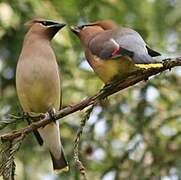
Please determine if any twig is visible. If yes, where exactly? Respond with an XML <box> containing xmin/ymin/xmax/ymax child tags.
<box><xmin>0</xmin><ymin>135</ymin><xmax>24</xmax><ymax>180</ymax></box>
<box><xmin>74</xmin><ymin>105</ymin><xmax>94</xmax><ymax>180</ymax></box>
<box><xmin>0</xmin><ymin>57</ymin><xmax>181</xmax><ymax>141</ymax></box>
<box><xmin>0</xmin><ymin>115</ymin><xmax>24</xmax><ymax>130</ymax></box>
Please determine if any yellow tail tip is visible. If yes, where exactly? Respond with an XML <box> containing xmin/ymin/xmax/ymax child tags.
<box><xmin>135</xmin><ymin>63</ymin><xmax>163</xmax><ymax>69</ymax></box>
<box><xmin>54</xmin><ymin>166</ymin><xmax>69</xmax><ymax>174</ymax></box>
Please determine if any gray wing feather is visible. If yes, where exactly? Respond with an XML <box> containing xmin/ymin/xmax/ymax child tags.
<box><xmin>88</xmin><ymin>28</ymin><xmax>158</xmax><ymax>64</ymax></box>
<box><xmin>89</xmin><ymin>37</ymin><xmax>118</xmax><ymax>59</ymax></box>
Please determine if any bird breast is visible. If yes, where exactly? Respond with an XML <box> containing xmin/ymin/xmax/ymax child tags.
<box><xmin>16</xmin><ymin>44</ymin><xmax>61</xmax><ymax>113</ymax></box>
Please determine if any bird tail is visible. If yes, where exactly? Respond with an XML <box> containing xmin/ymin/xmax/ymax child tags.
<box><xmin>133</xmin><ymin>53</ymin><xmax>163</xmax><ymax>69</ymax></box>
<box><xmin>134</xmin><ymin>53</ymin><xmax>162</xmax><ymax>64</ymax></box>
<box><xmin>146</xmin><ymin>45</ymin><xmax>161</xmax><ymax>57</ymax></box>
<box><xmin>133</xmin><ymin>53</ymin><xmax>154</xmax><ymax>64</ymax></box>
<box><xmin>38</xmin><ymin>122</ymin><xmax>68</xmax><ymax>173</ymax></box>
<box><xmin>135</xmin><ymin>63</ymin><xmax>163</xmax><ymax>69</ymax></box>
<box><xmin>50</xmin><ymin>147</ymin><xmax>69</xmax><ymax>174</ymax></box>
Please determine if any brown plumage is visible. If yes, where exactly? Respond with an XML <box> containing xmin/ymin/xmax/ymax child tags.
<box><xmin>87</xmin><ymin>19</ymin><xmax>119</xmax><ymax>30</ymax></box>
<box><xmin>71</xmin><ymin>20</ymin><xmax>161</xmax><ymax>84</ymax></box>
<box><xmin>16</xmin><ymin>19</ymin><xmax>68</xmax><ymax>173</ymax></box>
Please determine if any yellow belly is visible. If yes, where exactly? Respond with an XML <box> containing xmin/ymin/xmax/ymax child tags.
<box><xmin>90</xmin><ymin>56</ymin><xmax>135</xmax><ymax>83</ymax></box>
<box><xmin>90</xmin><ymin>55</ymin><xmax>163</xmax><ymax>83</ymax></box>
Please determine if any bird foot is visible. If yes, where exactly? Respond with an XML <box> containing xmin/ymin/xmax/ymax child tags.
<box><xmin>22</xmin><ymin>112</ymin><xmax>29</xmax><ymax>119</ymax></box>
<box><xmin>22</xmin><ymin>112</ymin><xmax>44</xmax><ymax>121</ymax></box>
<box><xmin>48</xmin><ymin>108</ymin><xmax>57</xmax><ymax>122</ymax></box>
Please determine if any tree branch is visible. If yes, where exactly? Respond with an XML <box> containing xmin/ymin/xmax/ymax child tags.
<box><xmin>0</xmin><ymin>57</ymin><xmax>181</xmax><ymax>141</ymax></box>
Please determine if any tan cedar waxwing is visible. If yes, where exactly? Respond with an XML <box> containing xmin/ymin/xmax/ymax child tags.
<box><xmin>16</xmin><ymin>19</ymin><xmax>68</xmax><ymax>173</ymax></box>
<box><xmin>71</xmin><ymin>20</ymin><xmax>162</xmax><ymax>84</ymax></box>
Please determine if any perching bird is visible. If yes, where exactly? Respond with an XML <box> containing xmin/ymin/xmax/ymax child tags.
<box><xmin>71</xmin><ymin>20</ymin><xmax>162</xmax><ymax>84</ymax></box>
<box><xmin>16</xmin><ymin>19</ymin><xmax>68</xmax><ymax>173</ymax></box>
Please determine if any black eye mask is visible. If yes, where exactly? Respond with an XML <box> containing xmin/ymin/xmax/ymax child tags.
<box><xmin>34</xmin><ymin>20</ymin><xmax>58</xmax><ymax>27</ymax></box>
<box><xmin>77</xmin><ymin>23</ymin><xmax>98</xmax><ymax>30</ymax></box>
<box><xmin>41</xmin><ymin>21</ymin><xmax>57</xmax><ymax>26</ymax></box>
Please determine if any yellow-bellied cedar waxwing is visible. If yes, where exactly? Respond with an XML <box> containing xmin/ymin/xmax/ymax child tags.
<box><xmin>71</xmin><ymin>20</ymin><xmax>162</xmax><ymax>84</ymax></box>
<box><xmin>16</xmin><ymin>19</ymin><xmax>68</xmax><ymax>173</ymax></box>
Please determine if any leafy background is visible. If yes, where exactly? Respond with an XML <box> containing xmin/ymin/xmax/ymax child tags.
<box><xmin>0</xmin><ymin>0</ymin><xmax>181</xmax><ymax>179</ymax></box>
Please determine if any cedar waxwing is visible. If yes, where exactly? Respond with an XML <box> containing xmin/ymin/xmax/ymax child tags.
<box><xmin>71</xmin><ymin>20</ymin><xmax>162</xmax><ymax>84</ymax></box>
<box><xmin>16</xmin><ymin>19</ymin><xmax>68</xmax><ymax>173</ymax></box>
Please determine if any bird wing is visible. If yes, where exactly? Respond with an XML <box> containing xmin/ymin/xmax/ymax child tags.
<box><xmin>88</xmin><ymin>30</ymin><xmax>134</xmax><ymax>59</ymax></box>
<box><xmin>26</xmin><ymin>118</ymin><xmax>44</xmax><ymax>145</ymax></box>
<box><xmin>88</xmin><ymin>28</ymin><xmax>161</xmax><ymax>64</ymax></box>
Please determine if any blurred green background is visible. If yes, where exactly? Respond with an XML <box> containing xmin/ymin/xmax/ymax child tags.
<box><xmin>0</xmin><ymin>0</ymin><xmax>181</xmax><ymax>179</ymax></box>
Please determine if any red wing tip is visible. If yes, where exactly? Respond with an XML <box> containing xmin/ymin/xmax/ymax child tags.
<box><xmin>112</xmin><ymin>47</ymin><xmax>121</xmax><ymax>56</ymax></box>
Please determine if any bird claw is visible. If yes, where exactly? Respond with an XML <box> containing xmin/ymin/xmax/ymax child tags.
<box><xmin>22</xmin><ymin>112</ymin><xmax>29</xmax><ymax>119</ymax></box>
<box><xmin>22</xmin><ymin>112</ymin><xmax>44</xmax><ymax>120</ymax></box>
<box><xmin>144</xmin><ymin>77</ymin><xmax>149</xmax><ymax>81</ymax></box>
<box><xmin>48</xmin><ymin>108</ymin><xmax>57</xmax><ymax>122</ymax></box>
<box><xmin>103</xmin><ymin>83</ymin><xmax>111</xmax><ymax>89</ymax></box>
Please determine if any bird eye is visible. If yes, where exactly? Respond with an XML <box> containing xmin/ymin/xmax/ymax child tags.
<box><xmin>78</xmin><ymin>25</ymin><xmax>86</xmax><ymax>30</ymax></box>
<box><xmin>79</xmin><ymin>24</ymin><xmax>95</xmax><ymax>29</ymax></box>
<box><xmin>80</xmin><ymin>25</ymin><xmax>85</xmax><ymax>29</ymax></box>
<box><xmin>40</xmin><ymin>21</ymin><xmax>57</xmax><ymax>27</ymax></box>
<box><xmin>41</xmin><ymin>21</ymin><xmax>48</xmax><ymax>26</ymax></box>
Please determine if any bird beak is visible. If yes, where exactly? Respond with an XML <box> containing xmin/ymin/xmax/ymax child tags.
<box><xmin>49</xmin><ymin>22</ymin><xmax>66</xmax><ymax>30</ymax></box>
<box><xmin>70</xmin><ymin>26</ymin><xmax>81</xmax><ymax>35</ymax></box>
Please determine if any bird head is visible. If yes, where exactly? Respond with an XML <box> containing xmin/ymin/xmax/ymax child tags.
<box><xmin>70</xmin><ymin>23</ymin><xmax>104</xmax><ymax>45</ymax></box>
<box><xmin>90</xmin><ymin>20</ymin><xmax>118</xmax><ymax>30</ymax></box>
<box><xmin>25</xmin><ymin>19</ymin><xmax>66</xmax><ymax>40</ymax></box>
